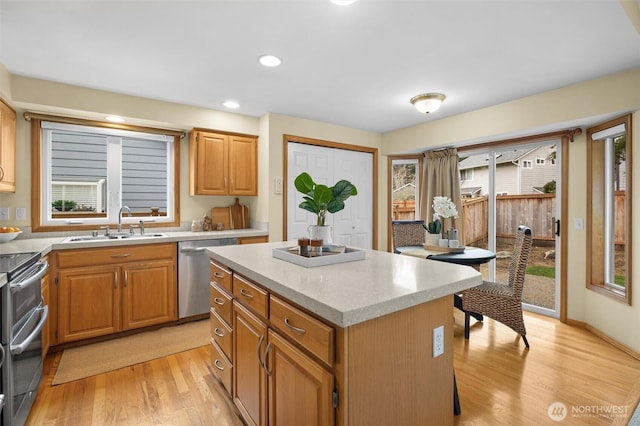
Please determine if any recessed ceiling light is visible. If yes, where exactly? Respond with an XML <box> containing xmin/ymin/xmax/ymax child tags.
<box><xmin>105</xmin><ymin>115</ymin><xmax>125</xmax><ymax>123</ymax></box>
<box><xmin>330</xmin><ymin>0</ymin><xmax>358</xmax><ymax>5</ymax></box>
<box><xmin>258</xmin><ymin>55</ymin><xmax>282</xmax><ymax>67</ymax></box>
<box><xmin>223</xmin><ymin>100</ymin><xmax>240</xmax><ymax>109</ymax></box>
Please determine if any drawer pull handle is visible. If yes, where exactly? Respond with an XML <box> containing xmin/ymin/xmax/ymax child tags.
<box><xmin>240</xmin><ymin>288</ymin><xmax>254</xmax><ymax>299</ymax></box>
<box><xmin>257</xmin><ymin>335</ymin><xmax>266</xmax><ymax>370</ymax></box>
<box><xmin>214</xmin><ymin>327</ymin><xmax>225</xmax><ymax>337</ymax></box>
<box><xmin>264</xmin><ymin>342</ymin><xmax>272</xmax><ymax>376</ymax></box>
<box><xmin>213</xmin><ymin>298</ymin><xmax>225</xmax><ymax>306</ymax></box>
<box><xmin>214</xmin><ymin>272</ymin><xmax>224</xmax><ymax>278</ymax></box>
<box><xmin>284</xmin><ymin>318</ymin><xmax>306</xmax><ymax>334</ymax></box>
<box><xmin>110</xmin><ymin>253</ymin><xmax>130</xmax><ymax>258</ymax></box>
<box><xmin>214</xmin><ymin>359</ymin><xmax>225</xmax><ymax>371</ymax></box>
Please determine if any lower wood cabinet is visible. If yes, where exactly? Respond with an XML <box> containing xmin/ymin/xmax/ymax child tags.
<box><xmin>231</xmin><ymin>280</ymin><xmax>335</xmax><ymax>426</ymax></box>
<box><xmin>267</xmin><ymin>329</ymin><xmax>334</xmax><ymax>426</ymax></box>
<box><xmin>54</xmin><ymin>243</ymin><xmax>177</xmax><ymax>344</ymax></box>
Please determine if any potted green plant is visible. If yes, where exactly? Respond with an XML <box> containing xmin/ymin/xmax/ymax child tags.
<box><xmin>294</xmin><ymin>172</ymin><xmax>358</xmax><ymax>246</ymax></box>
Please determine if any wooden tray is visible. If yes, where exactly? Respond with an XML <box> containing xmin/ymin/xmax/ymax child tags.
<box><xmin>422</xmin><ymin>244</ymin><xmax>465</xmax><ymax>253</ymax></box>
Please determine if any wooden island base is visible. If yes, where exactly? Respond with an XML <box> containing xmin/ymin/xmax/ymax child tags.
<box><xmin>335</xmin><ymin>295</ymin><xmax>453</xmax><ymax>426</ymax></box>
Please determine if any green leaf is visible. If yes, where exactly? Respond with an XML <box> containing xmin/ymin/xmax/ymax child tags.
<box><xmin>333</xmin><ymin>180</ymin><xmax>357</xmax><ymax>202</ymax></box>
<box><xmin>313</xmin><ymin>185</ymin><xmax>333</xmax><ymax>205</ymax></box>
<box><xmin>294</xmin><ymin>172</ymin><xmax>315</xmax><ymax>195</ymax></box>
<box><xmin>298</xmin><ymin>200</ymin><xmax>319</xmax><ymax>214</ymax></box>
<box><xmin>327</xmin><ymin>199</ymin><xmax>345</xmax><ymax>213</ymax></box>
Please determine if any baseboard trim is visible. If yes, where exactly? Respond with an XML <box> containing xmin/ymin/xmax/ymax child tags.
<box><xmin>568</xmin><ymin>319</ymin><xmax>640</xmax><ymax>361</ymax></box>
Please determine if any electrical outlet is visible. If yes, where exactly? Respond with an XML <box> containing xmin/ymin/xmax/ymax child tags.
<box><xmin>0</xmin><ymin>208</ymin><xmax>9</xmax><ymax>221</ymax></box>
<box><xmin>433</xmin><ymin>325</ymin><xmax>444</xmax><ymax>358</ymax></box>
<box><xmin>574</xmin><ymin>218</ymin><xmax>584</xmax><ymax>230</ymax></box>
<box><xmin>16</xmin><ymin>207</ymin><xmax>26</xmax><ymax>221</ymax></box>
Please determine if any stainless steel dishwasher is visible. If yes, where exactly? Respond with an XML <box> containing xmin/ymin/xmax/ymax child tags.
<box><xmin>178</xmin><ymin>238</ymin><xmax>237</xmax><ymax>319</ymax></box>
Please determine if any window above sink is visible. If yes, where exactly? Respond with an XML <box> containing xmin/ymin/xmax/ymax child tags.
<box><xmin>28</xmin><ymin>113</ymin><xmax>182</xmax><ymax>232</ymax></box>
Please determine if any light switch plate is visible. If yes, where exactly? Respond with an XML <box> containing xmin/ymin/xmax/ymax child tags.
<box><xmin>275</xmin><ymin>177</ymin><xmax>283</xmax><ymax>195</ymax></box>
<box><xmin>16</xmin><ymin>207</ymin><xmax>26</xmax><ymax>221</ymax></box>
<box><xmin>0</xmin><ymin>208</ymin><xmax>9</xmax><ymax>221</ymax></box>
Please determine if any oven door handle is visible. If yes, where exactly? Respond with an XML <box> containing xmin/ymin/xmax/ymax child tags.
<box><xmin>10</xmin><ymin>305</ymin><xmax>48</xmax><ymax>355</ymax></box>
<box><xmin>10</xmin><ymin>260</ymin><xmax>49</xmax><ymax>293</ymax></box>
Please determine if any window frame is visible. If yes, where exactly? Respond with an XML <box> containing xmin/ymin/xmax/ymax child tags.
<box><xmin>30</xmin><ymin>114</ymin><xmax>182</xmax><ymax>232</ymax></box>
<box><xmin>586</xmin><ymin>114</ymin><xmax>632</xmax><ymax>304</ymax></box>
<box><xmin>387</xmin><ymin>155</ymin><xmax>422</xmax><ymax>252</ymax></box>
<box><xmin>460</xmin><ymin>168</ymin><xmax>473</xmax><ymax>181</ymax></box>
<box><xmin>522</xmin><ymin>159</ymin><xmax>533</xmax><ymax>169</ymax></box>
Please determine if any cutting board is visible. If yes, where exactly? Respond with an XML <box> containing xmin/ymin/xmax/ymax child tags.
<box><xmin>229</xmin><ymin>198</ymin><xmax>249</xmax><ymax>229</ymax></box>
<box><xmin>211</xmin><ymin>207</ymin><xmax>231</xmax><ymax>230</ymax></box>
<box><xmin>211</xmin><ymin>198</ymin><xmax>249</xmax><ymax>230</ymax></box>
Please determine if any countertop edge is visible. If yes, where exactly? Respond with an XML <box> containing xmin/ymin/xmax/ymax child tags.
<box><xmin>0</xmin><ymin>229</ymin><xmax>268</xmax><ymax>256</ymax></box>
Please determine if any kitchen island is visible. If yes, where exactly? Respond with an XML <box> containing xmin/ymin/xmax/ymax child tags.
<box><xmin>206</xmin><ymin>241</ymin><xmax>482</xmax><ymax>426</ymax></box>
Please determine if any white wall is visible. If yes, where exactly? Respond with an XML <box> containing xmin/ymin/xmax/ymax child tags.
<box><xmin>383</xmin><ymin>67</ymin><xmax>640</xmax><ymax>352</ymax></box>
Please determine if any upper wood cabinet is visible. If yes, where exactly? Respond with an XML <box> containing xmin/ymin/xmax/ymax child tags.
<box><xmin>0</xmin><ymin>98</ymin><xmax>16</xmax><ymax>192</ymax></box>
<box><xmin>189</xmin><ymin>129</ymin><xmax>258</xmax><ymax>196</ymax></box>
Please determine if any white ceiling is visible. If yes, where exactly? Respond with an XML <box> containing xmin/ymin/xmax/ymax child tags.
<box><xmin>1</xmin><ymin>0</ymin><xmax>639</xmax><ymax>134</ymax></box>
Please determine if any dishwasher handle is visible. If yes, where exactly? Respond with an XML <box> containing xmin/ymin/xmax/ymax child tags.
<box><xmin>179</xmin><ymin>247</ymin><xmax>208</xmax><ymax>253</ymax></box>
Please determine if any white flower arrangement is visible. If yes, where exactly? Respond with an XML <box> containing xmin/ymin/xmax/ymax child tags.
<box><xmin>432</xmin><ymin>196</ymin><xmax>458</xmax><ymax>220</ymax></box>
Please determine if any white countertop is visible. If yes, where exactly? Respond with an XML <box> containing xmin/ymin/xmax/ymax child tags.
<box><xmin>0</xmin><ymin>229</ymin><xmax>268</xmax><ymax>256</ymax></box>
<box><xmin>206</xmin><ymin>241</ymin><xmax>482</xmax><ymax>328</ymax></box>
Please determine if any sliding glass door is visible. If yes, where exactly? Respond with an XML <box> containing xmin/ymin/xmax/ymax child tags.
<box><xmin>460</xmin><ymin>140</ymin><xmax>560</xmax><ymax>317</ymax></box>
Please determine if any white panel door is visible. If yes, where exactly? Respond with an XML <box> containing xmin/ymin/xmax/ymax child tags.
<box><xmin>287</xmin><ymin>143</ymin><xmax>373</xmax><ymax>249</ymax></box>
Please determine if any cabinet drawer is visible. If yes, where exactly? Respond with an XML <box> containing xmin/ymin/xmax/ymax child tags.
<box><xmin>210</xmin><ymin>282</ymin><xmax>233</xmax><ymax>326</ymax></box>
<box><xmin>269</xmin><ymin>296</ymin><xmax>335</xmax><ymax>367</ymax></box>
<box><xmin>210</xmin><ymin>339</ymin><xmax>232</xmax><ymax>395</ymax></box>
<box><xmin>233</xmin><ymin>275</ymin><xmax>268</xmax><ymax>318</ymax></box>
<box><xmin>57</xmin><ymin>243</ymin><xmax>176</xmax><ymax>268</ymax></box>
<box><xmin>210</xmin><ymin>308</ymin><xmax>232</xmax><ymax>361</ymax></box>
<box><xmin>210</xmin><ymin>260</ymin><xmax>232</xmax><ymax>293</ymax></box>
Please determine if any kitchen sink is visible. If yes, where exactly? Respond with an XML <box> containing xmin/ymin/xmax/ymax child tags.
<box><xmin>62</xmin><ymin>233</ymin><xmax>168</xmax><ymax>243</ymax></box>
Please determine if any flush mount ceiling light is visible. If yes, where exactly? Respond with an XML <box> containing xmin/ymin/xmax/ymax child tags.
<box><xmin>223</xmin><ymin>100</ymin><xmax>240</xmax><ymax>109</ymax></box>
<box><xmin>258</xmin><ymin>54</ymin><xmax>282</xmax><ymax>67</ymax></box>
<box><xmin>105</xmin><ymin>115</ymin><xmax>125</xmax><ymax>123</ymax></box>
<box><xmin>410</xmin><ymin>93</ymin><xmax>446</xmax><ymax>114</ymax></box>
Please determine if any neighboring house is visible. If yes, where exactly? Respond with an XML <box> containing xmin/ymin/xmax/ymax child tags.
<box><xmin>458</xmin><ymin>146</ymin><xmax>556</xmax><ymax>196</ymax></box>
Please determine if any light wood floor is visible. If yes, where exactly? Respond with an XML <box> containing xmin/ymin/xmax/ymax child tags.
<box><xmin>27</xmin><ymin>311</ymin><xmax>640</xmax><ymax>425</ymax></box>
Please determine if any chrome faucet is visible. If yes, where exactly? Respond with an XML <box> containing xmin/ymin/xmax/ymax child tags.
<box><xmin>117</xmin><ymin>206</ymin><xmax>132</xmax><ymax>233</ymax></box>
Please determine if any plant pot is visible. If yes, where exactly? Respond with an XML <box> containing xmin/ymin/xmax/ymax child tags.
<box><xmin>307</xmin><ymin>225</ymin><xmax>333</xmax><ymax>250</ymax></box>
<box><xmin>424</xmin><ymin>232</ymin><xmax>440</xmax><ymax>247</ymax></box>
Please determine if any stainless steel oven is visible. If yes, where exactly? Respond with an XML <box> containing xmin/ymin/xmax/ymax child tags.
<box><xmin>0</xmin><ymin>252</ymin><xmax>48</xmax><ymax>426</ymax></box>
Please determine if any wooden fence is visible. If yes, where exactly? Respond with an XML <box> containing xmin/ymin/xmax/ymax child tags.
<box><xmin>393</xmin><ymin>193</ymin><xmax>626</xmax><ymax>245</ymax></box>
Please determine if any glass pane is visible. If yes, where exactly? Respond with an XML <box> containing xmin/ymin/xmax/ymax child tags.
<box><xmin>612</xmin><ymin>134</ymin><xmax>626</xmax><ymax>288</ymax></box>
<box><xmin>50</xmin><ymin>130</ymin><xmax>107</xmax><ymax>217</ymax></box>
<box><xmin>391</xmin><ymin>159</ymin><xmax>418</xmax><ymax>220</ymax></box>
<box><xmin>122</xmin><ymin>137</ymin><xmax>168</xmax><ymax>217</ymax></box>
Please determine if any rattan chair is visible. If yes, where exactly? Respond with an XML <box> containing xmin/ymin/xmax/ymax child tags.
<box><xmin>391</xmin><ymin>220</ymin><xmax>425</xmax><ymax>253</ymax></box>
<box><xmin>458</xmin><ymin>225</ymin><xmax>533</xmax><ymax>348</ymax></box>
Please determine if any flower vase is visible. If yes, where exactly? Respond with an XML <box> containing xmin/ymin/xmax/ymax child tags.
<box><xmin>307</xmin><ymin>225</ymin><xmax>333</xmax><ymax>251</ymax></box>
<box><xmin>424</xmin><ymin>232</ymin><xmax>440</xmax><ymax>247</ymax></box>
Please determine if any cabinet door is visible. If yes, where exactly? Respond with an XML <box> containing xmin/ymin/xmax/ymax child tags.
<box><xmin>228</xmin><ymin>135</ymin><xmax>257</xmax><ymax>195</ymax></box>
<box><xmin>192</xmin><ymin>131</ymin><xmax>228</xmax><ymax>195</ymax></box>
<box><xmin>0</xmin><ymin>99</ymin><xmax>16</xmax><ymax>192</ymax></box>
<box><xmin>122</xmin><ymin>259</ymin><xmax>176</xmax><ymax>330</ymax></box>
<box><xmin>57</xmin><ymin>266</ymin><xmax>120</xmax><ymax>343</ymax></box>
<box><xmin>233</xmin><ymin>301</ymin><xmax>268</xmax><ymax>426</ymax></box>
<box><xmin>267</xmin><ymin>330</ymin><xmax>334</xmax><ymax>426</ymax></box>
